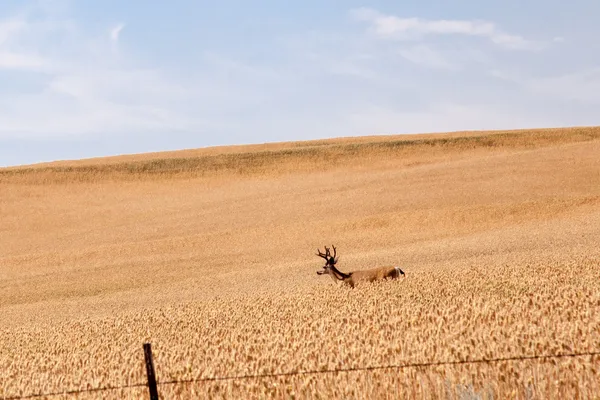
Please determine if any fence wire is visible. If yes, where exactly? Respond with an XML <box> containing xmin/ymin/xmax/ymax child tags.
<box><xmin>4</xmin><ymin>350</ymin><xmax>599</xmax><ymax>399</ymax></box>
<box><xmin>2</xmin><ymin>382</ymin><xmax>147</xmax><ymax>400</ymax></box>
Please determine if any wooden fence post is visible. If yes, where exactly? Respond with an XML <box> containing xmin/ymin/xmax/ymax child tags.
<box><xmin>143</xmin><ymin>342</ymin><xmax>159</xmax><ymax>400</ymax></box>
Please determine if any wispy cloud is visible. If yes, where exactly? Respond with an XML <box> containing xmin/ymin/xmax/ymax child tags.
<box><xmin>109</xmin><ymin>23</ymin><xmax>124</xmax><ymax>42</ymax></box>
<box><xmin>350</xmin><ymin>7</ymin><xmax>544</xmax><ymax>51</ymax></box>
<box><xmin>0</xmin><ymin>5</ymin><xmax>204</xmax><ymax>139</ymax></box>
<box><xmin>398</xmin><ymin>44</ymin><xmax>458</xmax><ymax>70</ymax></box>
<box><xmin>492</xmin><ymin>67</ymin><xmax>600</xmax><ymax>104</ymax></box>
<box><xmin>0</xmin><ymin>17</ymin><xmax>27</xmax><ymax>44</ymax></box>
<box><xmin>0</xmin><ymin>51</ymin><xmax>46</xmax><ymax>69</ymax></box>
<box><xmin>0</xmin><ymin>16</ymin><xmax>46</xmax><ymax>70</ymax></box>
<box><xmin>345</xmin><ymin>102</ymin><xmax>551</xmax><ymax>135</ymax></box>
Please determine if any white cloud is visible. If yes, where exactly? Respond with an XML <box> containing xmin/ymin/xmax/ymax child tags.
<box><xmin>277</xmin><ymin>30</ymin><xmax>408</xmax><ymax>85</ymax></box>
<box><xmin>350</xmin><ymin>7</ymin><xmax>543</xmax><ymax>51</ymax></box>
<box><xmin>0</xmin><ymin>14</ymin><xmax>65</xmax><ymax>73</ymax></box>
<box><xmin>490</xmin><ymin>67</ymin><xmax>600</xmax><ymax>104</ymax></box>
<box><xmin>0</xmin><ymin>18</ymin><xmax>26</xmax><ymax>45</ymax></box>
<box><xmin>489</xmin><ymin>32</ymin><xmax>538</xmax><ymax>50</ymax></box>
<box><xmin>488</xmin><ymin>69</ymin><xmax>518</xmax><ymax>82</ymax></box>
<box><xmin>345</xmin><ymin>103</ymin><xmax>550</xmax><ymax>136</ymax></box>
<box><xmin>1</xmin><ymin>67</ymin><xmax>206</xmax><ymax>138</ymax></box>
<box><xmin>527</xmin><ymin>68</ymin><xmax>600</xmax><ymax>103</ymax></box>
<box><xmin>398</xmin><ymin>44</ymin><xmax>458</xmax><ymax>70</ymax></box>
<box><xmin>0</xmin><ymin>17</ymin><xmax>49</xmax><ymax>70</ymax></box>
<box><xmin>109</xmin><ymin>23</ymin><xmax>124</xmax><ymax>42</ymax></box>
<box><xmin>0</xmin><ymin>51</ymin><xmax>46</xmax><ymax>69</ymax></box>
<box><xmin>0</xmin><ymin>5</ymin><xmax>205</xmax><ymax>139</ymax></box>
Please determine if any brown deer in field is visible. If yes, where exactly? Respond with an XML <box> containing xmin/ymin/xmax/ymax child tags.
<box><xmin>316</xmin><ymin>245</ymin><xmax>405</xmax><ymax>288</ymax></box>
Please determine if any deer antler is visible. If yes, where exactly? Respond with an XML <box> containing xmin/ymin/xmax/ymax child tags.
<box><xmin>330</xmin><ymin>245</ymin><xmax>337</xmax><ymax>264</ymax></box>
<box><xmin>316</xmin><ymin>246</ymin><xmax>330</xmax><ymax>261</ymax></box>
<box><xmin>316</xmin><ymin>245</ymin><xmax>337</xmax><ymax>265</ymax></box>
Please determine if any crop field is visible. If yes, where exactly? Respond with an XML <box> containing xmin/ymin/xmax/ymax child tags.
<box><xmin>1</xmin><ymin>127</ymin><xmax>600</xmax><ymax>399</ymax></box>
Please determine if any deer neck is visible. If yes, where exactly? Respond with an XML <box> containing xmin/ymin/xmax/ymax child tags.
<box><xmin>326</xmin><ymin>269</ymin><xmax>341</xmax><ymax>284</ymax></box>
<box><xmin>330</xmin><ymin>265</ymin><xmax>352</xmax><ymax>281</ymax></box>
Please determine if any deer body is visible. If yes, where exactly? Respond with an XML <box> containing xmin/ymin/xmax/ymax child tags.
<box><xmin>316</xmin><ymin>245</ymin><xmax>405</xmax><ymax>288</ymax></box>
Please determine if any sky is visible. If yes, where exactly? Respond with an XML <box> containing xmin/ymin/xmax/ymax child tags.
<box><xmin>1</xmin><ymin>0</ymin><xmax>599</xmax><ymax>167</ymax></box>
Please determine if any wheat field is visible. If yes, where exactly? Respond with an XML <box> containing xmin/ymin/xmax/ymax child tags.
<box><xmin>1</xmin><ymin>127</ymin><xmax>600</xmax><ymax>399</ymax></box>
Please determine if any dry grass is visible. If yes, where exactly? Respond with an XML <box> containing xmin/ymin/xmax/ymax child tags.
<box><xmin>1</xmin><ymin>127</ymin><xmax>600</xmax><ymax>399</ymax></box>
<box><xmin>2</xmin><ymin>126</ymin><xmax>599</xmax><ymax>184</ymax></box>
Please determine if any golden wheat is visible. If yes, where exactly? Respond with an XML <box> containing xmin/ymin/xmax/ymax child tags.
<box><xmin>1</xmin><ymin>127</ymin><xmax>600</xmax><ymax>399</ymax></box>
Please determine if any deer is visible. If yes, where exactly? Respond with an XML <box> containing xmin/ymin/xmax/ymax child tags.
<box><xmin>316</xmin><ymin>245</ymin><xmax>405</xmax><ymax>288</ymax></box>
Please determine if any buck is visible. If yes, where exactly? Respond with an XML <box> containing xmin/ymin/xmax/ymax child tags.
<box><xmin>316</xmin><ymin>245</ymin><xmax>405</xmax><ymax>288</ymax></box>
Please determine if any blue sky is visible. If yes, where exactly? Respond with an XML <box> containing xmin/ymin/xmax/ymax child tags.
<box><xmin>1</xmin><ymin>0</ymin><xmax>599</xmax><ymax>166</ymax></box>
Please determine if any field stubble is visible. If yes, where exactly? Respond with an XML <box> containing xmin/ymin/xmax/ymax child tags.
<box><xmin>1</xmin><ymin>127</ymin><xmax>600</xmax><ymax>399</ymax></box>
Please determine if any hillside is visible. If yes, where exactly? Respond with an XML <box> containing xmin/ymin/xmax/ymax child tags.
<box><xmin>1</xmin><ymin>126</ymin><xmax>600</xmax><ymax>398</ymax></box>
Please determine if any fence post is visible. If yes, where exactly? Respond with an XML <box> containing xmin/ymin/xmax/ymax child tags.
<box><xmin>143</xmin><ymin>342</ymin><xmax>159</xmax><ymax>400</ymax></box>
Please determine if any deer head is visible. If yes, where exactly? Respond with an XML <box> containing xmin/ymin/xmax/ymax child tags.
<box><xmin>316</xmin><ymin>245</ymin><xmax>345</xmax><ymax>280</ymax></box>
<box><xmin>317</xmin><ymin>245</ymin><xmax>337</xmax><ymax>275</ymax></box>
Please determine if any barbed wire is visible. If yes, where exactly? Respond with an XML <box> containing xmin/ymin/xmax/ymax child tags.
<box><xmin>4</xmin><ymin>350</ymin><xmax>599</xmax><ymax>399</ymax></box>
<box><xmin>159</xmin><ymin>349</ymin><xmax>600</xmax><ymax>386</ymax></box>
<box><xmin>2</xmin><ymin>382</ymin><xmax>147</xmax><ymax>400</ymax></box>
